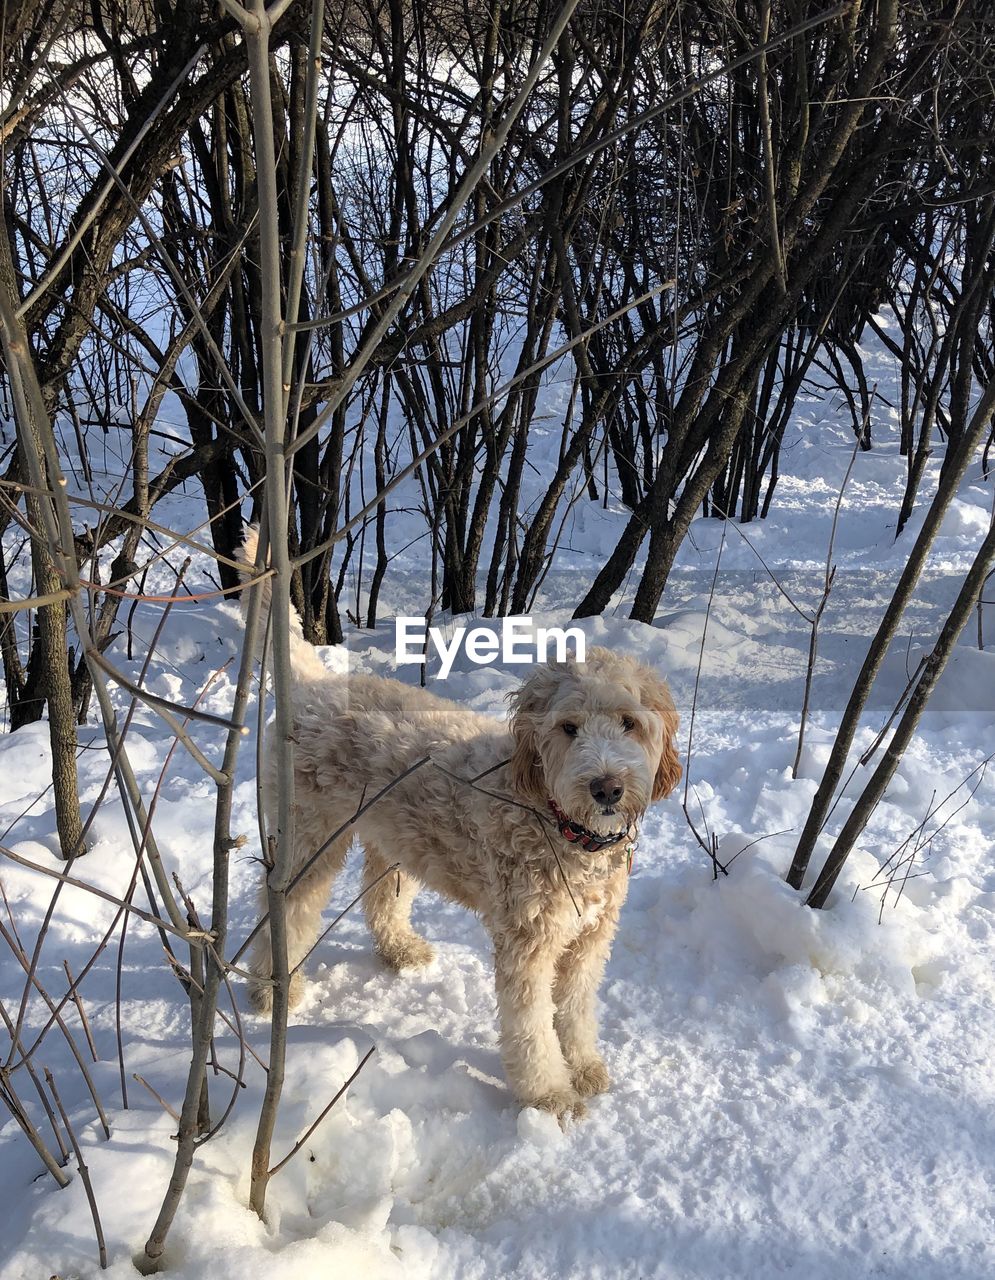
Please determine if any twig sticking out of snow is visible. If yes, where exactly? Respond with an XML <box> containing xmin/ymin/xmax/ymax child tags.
<box><xmin>681</xmin><ymin>518</ymin><xmax>729</xmax><ymax>877</ymax></box>
<box><xmin>132</xmin><ymin>1075</ymin><xmax>181</xmax><ymax>1123</ymax></box>
<box><xmin>45</xmin><ymin>1067</ymin><xmax>108</xmax><ymax>1270</ymax></box>
<box><xmin>0</xmin><ymin>915</ymin><xmax>110</xmax><ymax>1139</ymax></box>
<box><xmin>0</xmin><ymin>999</ymin><xmax>70</xmax><ymax>1187</ymax></box>
<box><xmin>267</xmin><ymin>1044</ymin><xmax>377</xmax><ymax>1179</ymax></box>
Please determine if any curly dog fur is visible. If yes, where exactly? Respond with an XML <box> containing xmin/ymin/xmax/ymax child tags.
<box><xmin>240</xmin><ymin>528</ymin><xmax>681</xmax><ymax>1119</ymax></box>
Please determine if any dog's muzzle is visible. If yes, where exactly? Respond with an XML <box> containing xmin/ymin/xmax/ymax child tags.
<box><xmin>548</xmin><ymin>799</ymin><xmax>631</xmax><ymax>853</ymax></box>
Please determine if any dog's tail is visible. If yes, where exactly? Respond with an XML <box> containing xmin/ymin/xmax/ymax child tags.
<box><xmin>235</xmin><ymin>524</ymin><xmax>328</xmax><ymax>683</ymax></box>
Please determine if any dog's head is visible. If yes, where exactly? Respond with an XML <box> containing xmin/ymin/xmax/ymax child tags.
<box><xmin>507</xmin><ymin>647</ymin><xmax>681</xmax><ymax>835</ymax></box>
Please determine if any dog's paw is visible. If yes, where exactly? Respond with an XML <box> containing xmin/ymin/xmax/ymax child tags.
<box><xmin>246</xmin><ymin>969</ymin><xmax>304</xmax><ymax>1015</ymax></box>
<box><xmin>378</xmin><ymin>934</ymin><xmax>435</xmax><ymax>971</ymax></box>
<box><xmin>246</xmin><ymin>979</ymin><xmax>272</xmax><ymax>1015</ymax></box>
<box><xmin>530</xmin><ymin>1089</ymin><xmax>587</xmax><ymax>1125</ymax></box>
<box><xmin>571</xmin><ymin>1057</ymin><xmax>610</xmax><ymax>1098</ymax></box>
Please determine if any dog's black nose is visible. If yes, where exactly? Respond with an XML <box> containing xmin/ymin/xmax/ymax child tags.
<box><xmin>590</xmin><ymin>775</ymin><xmax>624</xmax><ymax>806</ymax></box>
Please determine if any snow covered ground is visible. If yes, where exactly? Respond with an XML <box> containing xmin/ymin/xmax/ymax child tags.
<box><xmin>1</xmin><ymin>359</ymin><xmax>994</xmax><ymax>1278</ymax></box>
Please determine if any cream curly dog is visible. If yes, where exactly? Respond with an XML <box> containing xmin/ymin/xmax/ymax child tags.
<box><xmin>241</xmin><ymin>530</ymin><xmax>681</xmax><ymax>1119</ymax></box>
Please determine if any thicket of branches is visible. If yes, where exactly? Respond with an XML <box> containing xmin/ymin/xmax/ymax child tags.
<box><xmin>4</xmin><ymin>2</ymin><xmax>994</xmax><ymax>657</ymax></box>
<box><xmin>2</xmin><ymin>0</ymin><xmax>995</xmax><ymax>1267</ymax></box>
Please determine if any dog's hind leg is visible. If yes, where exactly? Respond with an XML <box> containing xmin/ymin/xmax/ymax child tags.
<box><xmin>362</xmin><ymin>842</ymin><xmax>434</xmax><ymax>971</ymax></box>
<box><xmin>247</xmin><ymin>831</ymin><xmax>351</xmax><ymax>1013</ymax></box>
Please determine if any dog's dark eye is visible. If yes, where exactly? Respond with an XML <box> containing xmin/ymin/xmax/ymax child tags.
<box><xmin>621</xmin><ymin>716</ymin><xmax>635</xmax><ymax>732</ymax></box>
<box><xmin>562</xmin><ymin>722</ymin><xmax>578</xmax><ymax>737</ymax></box>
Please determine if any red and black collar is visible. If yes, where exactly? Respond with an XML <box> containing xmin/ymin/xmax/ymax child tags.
<box><xmin>548</xmin><ymin>799</ymin><xmax>630</xmax><ymax>853</ymax></box>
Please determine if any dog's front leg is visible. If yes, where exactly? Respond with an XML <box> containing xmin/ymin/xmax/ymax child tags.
<box><xmin>553</xmin><ymin>884</ymin><xmax>624</xmax><ymax>1099</ymax></box>
<box><xmin>493</xmin><ymin>925</ymin><xmax>582</xmax><ymax>1121</ymax></box>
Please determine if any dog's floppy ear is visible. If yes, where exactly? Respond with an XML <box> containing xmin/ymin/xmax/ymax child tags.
<box><xmin>637</xmin><ymin>665</ymin><xmax>682</xmax><ymax>801</ymax></box>
<box><xmin>507</xmin><ymin>666</ymin><xmax>558</xmax><ymax>804</ymax></box>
